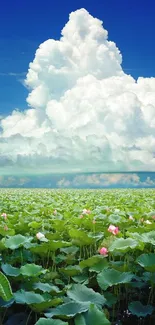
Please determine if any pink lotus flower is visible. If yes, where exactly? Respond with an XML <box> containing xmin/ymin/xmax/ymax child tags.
<box><xmin>108</xmin><ymin>225</ymin><xmax>119</xmax><ymax>235</ymax></box>
<box><xmin>36</xmin><ymin>232</ymin><xmax>45</xmax><ymax>240</ymax></box>
<box><xmin>79</xmin><ymin>215</ymin><xmax>84</xmax><ymax>219</ymax></box>
<box><xmin>152</xmin><ymin>216</ymin><xmax>155</xmax><ymax>220</ymax></box>
<box><xmin>82</xmin><ymin>209</ymin><xmax>91</xmax><ymax>215</ymax></box>
<box><xmin>53</xmin><ymin>209</ymin><xmax>57</xmax><ymax>215</ymax></box>
<box><xmin>99</xmin><ymin>247</ymin><xmax>108</xmax><ymax>255</ymax></box>
<box><xmin>1</xmin><ymin>213</ymin><xmax>7</xmax><ymax>220</ymax></box>
<box><xmin>129</xmin><ymin>215</ymin><xmax>134</xmax><ymax>221</ymax></box>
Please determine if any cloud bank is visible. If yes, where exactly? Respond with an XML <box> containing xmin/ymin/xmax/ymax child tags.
<box><xmin>0</xmin><ymin>8</ymin><xmax>155</xmax><ymax>174</ymax></box>
<box><xmin>0</xmin><ymin>173</ymin><xmax>155</xmax><ymax>188</ymax></box>
<box><xmin>57</xmin><ymin>173</ymin><xmax>155</xmax><ymax>188</ymax></box>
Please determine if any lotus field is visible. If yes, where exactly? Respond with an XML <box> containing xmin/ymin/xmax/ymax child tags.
<box><xmin>1</xmin><ymin>188</ymin><xmax>155</xmax><ymax>325</ymax></box>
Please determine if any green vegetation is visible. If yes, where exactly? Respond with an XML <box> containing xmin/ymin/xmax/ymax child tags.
<box><xmin>0</xmin><ymin>188</ymin><xmax>155</xmax><ymax>324</ymax></box>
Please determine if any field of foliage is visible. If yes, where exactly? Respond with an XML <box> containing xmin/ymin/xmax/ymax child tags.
<box><xmin>0</xmin><ymin>188</ymin><xmax>155</xmax><ymax>325</ymax></box>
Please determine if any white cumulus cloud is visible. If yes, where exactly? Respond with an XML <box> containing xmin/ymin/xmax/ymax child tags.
<box><xmin>0</xmin><ymin>8</ymin><xmax>155</xmax><ymax>174</ymax></box>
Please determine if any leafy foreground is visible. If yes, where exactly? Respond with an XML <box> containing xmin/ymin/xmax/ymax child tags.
<box><xmin>0</xmin><ymin>188</ymin><xmax>155</xmax><ymax>325</ymax></box>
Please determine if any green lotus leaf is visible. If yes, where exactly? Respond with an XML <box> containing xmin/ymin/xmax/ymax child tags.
<box><xmin>126</xmin><ymin>232</ymin><xmax>144</xmax><ymax>242</ymax></box>
<box><xmin>31</xmin><ymin>298</ymin><xmax>63</xmax><ymax>312</ymax></box>
<box><xmin>74</xmin><ymin>314</ymin><xmax>86</xmax><ymax>325</ymax></box>
<box><xmin>104</xmin><ymin>292</ymin><xmax>117</xmax><ymax>307</ymax></box>
<box><xmin>4</xmin><ymin>235</ymin><xmax>33</xmax><ymax>250</ymax></box>
<box><xmin>48</xmin><ymin>241</ymin><xmax>71</xmax><ymax>251</ymax></box>
<box><xmin>86</xmin><ymin>304</ymin><xmax>110</xmax><ymax>325</ymax></box>
<box><xmin>109</xmin><ymin>238</ymin><xmax>139</xmax><ymax>252</ymax></box>
<box><xmin>33</xmin><ymin>282</ymin><xmax>60</xmax><ymax>293</ymax></box>
<box><xmin>1</xmin><ymin>263</ymin><xmax>20</xmax><ymax>277</ymax></box>
<box><xmin>59</xmin><ymin>265</ymin><xmax>82</xmax><ymax>276</ymax></box>
<box><xmin>14</xmin><ymin>290</ymin><xmax>45</xmax><ymax>304</ymax></box>
<box><xmin>20</xmin><ymin>263</ymin><xmax>46</xmax><ymax>277</ymax></box>
<box><xmin>142</xmin><ymin>231</ymin><xmax>155</xmax><ymax>245</ymax></box>
<box><xmin>89</xmin><ymin>259</ymin><xmax>108</xmax><ymax>273</ymax></box>
<box><xmin>67</xmin><ymin>284</ymin><xmax>106</xmax><ymax>306</ymax></box>
<box><xmin>72</xmin><ymin>274</ymin><xmax>89</xmax><ymax>284</ymax></box>
<box><xmin>108</xmin><ymin>214</ymin><xmax>123</xmax><ymax>224</ymax></box>
<box><xmin>28</xmin><ymin>221</ymin><xmax>41</xmax><ymax>229</ymax></box>
<box><xmin>75</xmin><ymin>304</ymin><xmax>110</xmax><ymax>325</ymax></box>
<box><xmin>69</xmin><ymin>229</ymin><xmax>94</xmax><ymax>245</ymax></box>
<box><xmin>136</xmin><ymin>253</ymin><xmax>155</xmax><ymax>272</ymax></box>
<box><xmin>60</xmin><ymin>246</ymin><xmax>79</xmax><ymax>255</ymax></box>
<box><xmin>128</xmin><ymin>301</ymin><xmax>154</xmax><ymax>317</ymax></box>
<box><xmin>35</xmin><ymin>319</ymin><xmax>68</xmax><ymax>325</ymax></box>
<box><xmin>45</xmin><ymin>301</ymin><xmax>90</xmax><ymax>318</ymax></box>
<box><xmin>97</xmin><ymin>268</ymin><xmax>134</xmax><ymax>290</ymax></box>
<box><xmin>79</xmin><ymin>255</ymin><xmax>107</xmax><ymax>269</ymax></box>
<box><xmin>30</xmin><ymin>244</ymin><xmax>49</xmax><ymax>256</ymax></box>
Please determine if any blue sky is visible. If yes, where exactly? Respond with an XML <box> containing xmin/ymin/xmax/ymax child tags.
<box><xmin>0</xmin><ymin>0</ymin><xmax>154</xmax><ymax>116</ymax></box>
<box><xmin>0</xmin><ymin>0</ymin><xmax>155</xmax><ymax>185</ymax></box>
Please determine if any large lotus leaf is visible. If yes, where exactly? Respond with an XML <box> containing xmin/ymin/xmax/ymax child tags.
<box><xmin>128</xmin><ymin>301</ymin><xmax>154</xmax><ymax>317</ymax></box>
<box><xmin>142</xmin><ymin>272</ymin><xmax>155</xmax><ymax>284</ymax></box>
<box><xmin>48</xmin><ymin>241</ymin><xmax>71</xmax><ymax>251</ymax></box>
<box><xmin>20</xmin><ymin>263</ymin><xmax>46</xmax><ymax>277</ymax></box>
<box><xmin>33</xmin><ymin>282</ymin><xmax>60</xmax><ymax>293</ymax></box>
<box><xmin>126</xmin><ymin>232</ymin><xmax>144</xmax><ymax>242</ymax></box>
<box><xmin>79</xmin><ymin>255</ymin><xmax>107</xmax><ymax>269</ymax></box>
<box><xmin>4</xmin><ymin>235</ymin><xmax>33</xmax><ymax>250</ymax></box>
<box><xmin>87</xmin><ymin>233</ymin><xmax>104</xmax><ymax>242</ymax></box>
<box><xmin>46</xmin><ymin>233</ymin><xmax>62</xmax><ymax>241</ymax></box>
<box><xmin>28</xmin><ymin>221</ymin><xmax>41</xmax><ymax>229</ymax></box>
<box><xmin>14</xmin><ymin>290</ymin><xmax>45</xmax><ymax>304</ymax></box>
<box><xmin>141</xmin><ymin>231</ymin><xmax>155</xmax><ymax>245</ymax></box>
<box><xmin>97</xmin><ymin>269</ymin><xmax>134</xmax><ymax>290</ymax></box>
<box><xmin>0</xmin><ymin>272</ymin><xmax>13</xmax><ymax>301</ymax></box>
<box><xmin>86</xmin><ymin>304</ymin><xmax>110</xmax><ymax>325</ymax></box>
<box><xmin>30</xmin><ymin>244</ymin><xmax>49</xmax><ymax>256</ymax></box>
<box><xmin>31</xmin><ymin>298</ymin><xmax>63</xmax><ymax>312</ymax></box>
<box><xmin>54</xmin><ymin>254</ymin><xmax>67</xmax><ymax>264</ymax></box>
<box><xmin>69</xmin><ymin>229</ymin><xmax>94</xmax><ymax>245</ymax></box>
<box><xmin>89</xmin><ymin>259</ymin><xmax>108</xmax><ymax>273</ymax></box>
<box><xmin>109</xmin><ymin>238</ymin><xmax>139</xmax><ymax>252</ymax></box>
<box><xmin>45</xmin><ymin>301</ymin><xmax>90</xmax><ymax>318</ymax></box>
<box><xmin>60</xmin><ymin>246</ymin><xmax>79</xmax><ymax>255</ymax></box>
<box><xmin>31</xmin><ymin>241</ymin><xmax>70</xmax><ymax>253</ymax></box>
<box><xmin>67</xmin><ymin>284</ymin><xmax>106</xmax><ymax>306</ymax></box>
<box><xmin>35</xmin><ymin>319</ymin><xmax>68</xmax><ymax>325</ymax></box>
<box><xmin>52</xmin><ymin>220</ymin><xmax>66</xmax><ymax>232</ymax></box>
<box><xmin>108</xmin><ymin>214</ymin><xmax>124</xmax><ymax>224</ymax></box>
<box><xmin>1</xmin><ymin>263</ymin><xmax>20</xmax><ymax>277</ymax></box>
<box><xmin>109</xmin><ymin>261</ymin><xmax>130</xmax><ymax>272</ymax></box>
<box><xmin>75</xmin><ymin>304</ymin><xmax>110</xmax><ymax>325</ymax></box>
<box><xmin>136</xmin><ymin>253</ymin><xmax>155</xmax><ymax>272</ymax></box>
<box><xmin>59</xmin><ymin>266</ymin><xmax>82</xmax><ymax>276</ymax></box>
<box><xmin>72</xmin><ymin>274</ymin><xmax>89</xmax><ymax>284</ymax></box>
<box><xmin>74</xmin><ymin>314</ymin><xmax>86</xmax><ymax>325</ymax></box>
<box><xmin>104</xmin><ymin>292</ymin><xmax>117</xmax><ymax>307</ymax></box>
